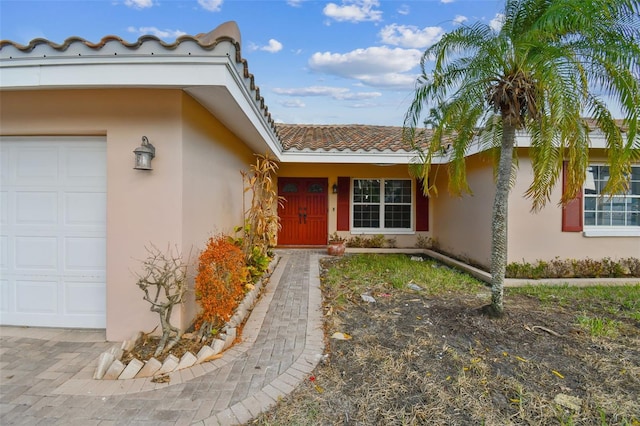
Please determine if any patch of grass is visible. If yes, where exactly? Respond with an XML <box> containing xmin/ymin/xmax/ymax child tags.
<box><xmin>507</xmin><ymin>284</ymin><xmax>640</xmax><ymax>321</ymax></box>
<box><xmin>577</xmin><ymin>315</ymin><xmax>622</xmax><ymax>338</ymax></box>
<box><xmin>322</xmin><ymin>254</ymin><xmax>483</xmax><ymax>303</ymax></box>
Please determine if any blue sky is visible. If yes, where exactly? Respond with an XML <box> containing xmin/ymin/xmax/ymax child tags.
<box><xmin>0</xmin><ymin>0</ymin><xmax>505</xmax><ymax>126</ymax></box>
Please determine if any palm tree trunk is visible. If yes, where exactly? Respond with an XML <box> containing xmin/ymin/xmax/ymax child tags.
<box><xmin>489</xmin><ymin>122</ymin><xmax>516</xmax><ymax>317</ymax></box>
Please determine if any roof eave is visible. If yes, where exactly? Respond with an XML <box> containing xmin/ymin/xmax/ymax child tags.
<box><xmin>0</xmin><ymin>38</ymin><xmax>282</xmax><ymax>159</ymax></box>
<box><xmin>279</xmin><ymin>150</ymin><xmax>449</xmax><ymax>164</ymax></box>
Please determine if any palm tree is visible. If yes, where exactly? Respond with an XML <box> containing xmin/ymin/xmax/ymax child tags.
<box><xmin>404</xmin><ymin>0</ymin><xmax>639</xmax><ymax>316</ymax></box>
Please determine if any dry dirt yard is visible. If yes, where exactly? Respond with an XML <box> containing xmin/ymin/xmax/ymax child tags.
<box><xmin>253</xmin><ymin>254</ymin><xmax>640</xmax><ymax>426</ymax></box>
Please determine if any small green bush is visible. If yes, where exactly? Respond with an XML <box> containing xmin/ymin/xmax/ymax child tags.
<box><xmin>365</xmin><ymin>234</ymin><xmax>386</xmax><ymax>248</ymax></box>
<box><xmin>346</xmin><ymin>234</ymin><xmax>387</xmax><ymax>248</ymax></box>
<box><xmin>345</xmin><ymin>235</ymin><xmax>365</xmax><ymax>248</ymax></box>
<box><xmin>415</xmin><ymin>235</ymin><xmax>438</xmax><ymax>250</ymax></box>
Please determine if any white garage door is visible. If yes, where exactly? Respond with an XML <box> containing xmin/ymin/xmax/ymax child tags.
<box><xmin>0</xmin><ymin>137</ymin><xmax>106</xmax><ymax>328</ymax></box>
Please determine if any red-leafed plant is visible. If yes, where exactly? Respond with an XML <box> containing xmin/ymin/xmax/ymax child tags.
<box><xmin>194</xmin><ymin>234</ymin><xmax>249</xmax><ymax>338</ymax></box>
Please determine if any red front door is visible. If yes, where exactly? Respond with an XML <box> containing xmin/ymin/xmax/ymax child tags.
<box><xmin>278</xmin><ymin>178</ymin><xmax>328</xmax><ymax>245</ymax></box>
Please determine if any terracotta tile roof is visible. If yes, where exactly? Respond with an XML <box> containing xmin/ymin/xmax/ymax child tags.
<box><xmin>3</xmin><ymin>25</ymin><xmax>628</xmax><ymax>155</ymax></box>
<box><xmin>0</xmin><ymin>21</ymin><xmax>240</xmax><ymax>54</ymax></box>
<box><xmin>274</xmin><ymin>119</ymin><xmax>630</xmax><ymax>154</ymax></box>
<box><xmin>0</xmin><ymin>21</ymin><xmax>277</xmax><ymax>133</ymax></box>
<box><xmin>583</xmin><ymin>118</ymin><xmax>629</xmax><ymax>132</ymax></box>
<box><xmin>275</xmin><ymin>123</ymin><xmax>430</xmax><ymax>153</ymax></box>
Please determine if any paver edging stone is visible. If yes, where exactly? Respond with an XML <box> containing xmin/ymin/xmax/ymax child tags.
<box><xmin>92</xmin><ymin>254</ymin><xmax>279</xmax><ymax>381</ymax></box>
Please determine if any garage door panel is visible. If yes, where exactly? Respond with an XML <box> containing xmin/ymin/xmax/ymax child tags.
<box><xmin>0</xmin><ymin>236</ymin><xmax>7</xmax><ymax>267</ymax></box>
<box><xmin>0</xmin><ymin>146</ymin><xmax>9</xmax><ymax>180</ymax></box>
<box><xmin>1</xmin><ymin>137</ymin><xmax>106</xmax><ymax>329</ymax></box>
<box><xmin>0</xmin><ymin>280</ymin><xmax>9</xmax><ymax>312</ymax></box>
<box><xmin>0</xmin><ymin>191</ymin><xmax>7</xmax><ymax>225</ymax></box>
<box><xmin>65</xmin><ymin>149</ymin><xmax>107</xmax><ymax>180</ymax></box>
<box><xmin>16</xmin><ymin>280</ymin><xmax>58</xmax><ymax>313</ymax></box>
<box><xmin>16</xmin><ymin>147</ymin><xmax>59</xmax><ymax>180</ymax></box>
<box><xmin>65</xmin><ymin>237</ymin><xmax>106</xmax><ymax>270</ymax></box>
<box><xmin>64</xmin><ymin>192</ymin><xmax>106</xmax><ymax>226</ymax></box>
<box><xmin>16</xmin><ymin>191</ymin><xmax>58</xmax><ymax>224</ymax></box>
<box><xmin>65</xmin><ymin>282</ymin><xmax>105</xmax><ymax>314</ymax></box>
<box><xmin>15</xmin><ymin>237</ymin><xmax>58</xmax><ymax>270</ymax></box>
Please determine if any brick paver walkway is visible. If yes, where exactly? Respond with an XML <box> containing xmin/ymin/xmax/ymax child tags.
<box><xmin>0</xmin><ymin>250</ymin><xmax>325</xmax><ymax>425</ymax></box>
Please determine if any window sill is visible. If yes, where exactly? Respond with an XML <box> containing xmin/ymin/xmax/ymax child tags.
<box><xmin>351</xmin><ymin>230</ymin><xmax>415</xmax><ymax>235</ymax></box>
<box><xmin>583</xmin><ymin>228</ymin><xmax>640</xmax><ymax>237</ymax></box>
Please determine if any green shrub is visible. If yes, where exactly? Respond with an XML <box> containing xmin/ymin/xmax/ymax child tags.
<box><xmin>346</xmin><ymin>234</ymin><xmax>387</xmax><ymax>248</ymax></box>
<box><xmin>415</xmin><ymin>235</ymin><xmax>438</xmax><ymax>249</ymax></box>
<box><xmin>346</xmin><ymin>235</ymin><xmax>365</xmax><ymax>248</ymax></box>
<box><xmin>506</xmin><ymin>257</ymin><xmax>640</xmax><ymax>279</ymax></box>
<box><xmin>365</xmin><ymin>234</ymin><xmax>386</xmax><ymax>248</ymax></box>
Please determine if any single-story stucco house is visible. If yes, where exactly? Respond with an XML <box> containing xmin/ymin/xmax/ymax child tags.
<box><xmin>1</xmin><ymin>22</ymin><xmax>638</xmax><ymax>341</ymax></box>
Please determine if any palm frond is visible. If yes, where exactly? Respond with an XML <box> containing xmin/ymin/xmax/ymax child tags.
<box><xmin>404</xmin><ymin>0</ymin><xmax>639</xmax><ymax>211</ymax></box>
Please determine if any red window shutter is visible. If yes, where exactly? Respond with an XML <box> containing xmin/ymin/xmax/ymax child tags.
<box><xmin>337</xmin><ymin>177</ymin><xmax>350</xmax><ymax>231</ymax></box>
<box><xmin>415</xmin><ymin>179</ymin><xmax>429</xmax><ymax>231</ymax></box>
<box><xmin>562</xmin><ymin>161</ymin><xmax>583</xmax><ymax>232</ymax></box>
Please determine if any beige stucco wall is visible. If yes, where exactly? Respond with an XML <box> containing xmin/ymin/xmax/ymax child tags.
<box><xmin>429</xmin><ymin>154</ymin><xmax>496</xmax><ymax>268</ymax></box>
<box><xmin>0</xmin><ymin>89</ymin><xmax>254</xmax><ymax>341</ymax></box>
<box><xmin>180</xmin><ymin>93</ymin><xmax>253</xmax><ymax>328</ymax></box>
<box><xmin>430</xmin><ymin>149</ymin><xmax>639</xmax><ymax>268</ymax></box>
<box><xmin>278</xmin><ymin>163</ymin><xmax>431</xmax><ymax>247</ymax></box>
<box><xmin>508</xmin><ymin>153</ymin><xmax>640</xmax><ymax>262</ymax></box>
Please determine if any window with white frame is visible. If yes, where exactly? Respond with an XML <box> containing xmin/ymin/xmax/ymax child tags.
<box><xmin>584</xmin><ymin>165</ymin><xmax>640</xmax><ymax>228</ymax></box>
<box><xmin>352</xmin><ymin>179</ymin><xmax>412</xmax><ymax>230</ymax></box>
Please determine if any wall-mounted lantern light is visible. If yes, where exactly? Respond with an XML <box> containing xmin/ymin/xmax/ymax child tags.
<box><xmin>332</xmin><ymin>183</ymin><xmax>338</xmax><ymax>194</ymax></box>
<box><xmin>133</xmin><ymin>136</ymin><xmax>155</xmax><ymax>170</ymax></box>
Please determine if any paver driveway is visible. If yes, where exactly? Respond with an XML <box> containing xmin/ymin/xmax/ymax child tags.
<box><xmin>0</xmin><ymin>250</ymin><xmax>325</xmax><ymax>425</ymax></box>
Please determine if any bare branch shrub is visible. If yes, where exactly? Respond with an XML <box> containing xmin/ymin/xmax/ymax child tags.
<box><xmin>135</xmin><ymin>244</ymin><xmax>188</xmax><ymax>357</ymax></box>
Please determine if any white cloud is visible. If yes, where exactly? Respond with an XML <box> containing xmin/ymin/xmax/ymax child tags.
<box><xmin>310</xmin><ymin>46</ymin><xmax>421</xmax><ymax>75</ymax></box>
<box><xmin>338</xmin><ymin>91</ymin><xmax>382</xmax><ymax>100</ymax></box>
<box><xmin>273</xmin><ymin>86</ymin><xmax>382</xmax><ymax>100</ymax></box>
<box><xmin>198</xmin><ymin>0</ymin><xmax>223</xmax><ymax>12</ymax></box>
<box><xmin>280</xmin><ymin>99</ymin><xmax>306</xmax><ymax>108</ymax></box>
<box><xmin>124</xmin><ymin>0</ymin><xmax>153</xmax><ymax>9</ymax></box>
<box><xmin>453</xmin><ymin>15</ymin><xmax>468</xmax><ymax>25</ymax></box>
<box><xmin>355</xmin><ymin>73</ymin><xmax>418</xmax><ymax>88</ymax></box>
<box><xmin>349</xmin><ymin>102</ymin><xmax>379</xmax><ymax>108</ymax></box>
<box><xmin>249</xmin><ymin>39</ymin><xmax>284</xmax><ymax>53</ymax></box>
<box><xmin>274</xmin><ymin>86</ymin><xmax>349</xmax><ymax>97</ymax></box>
<box><xmin>489</xmin><ymin>13</ymin><xmax>505</xmax><ymax>31</ymax></box>
<box><xmin>379</xmin><ymin>24</ymin><xmax>444</xmax><ymax>49</ymax></box>
<box><xmin>127</xmin><ymin>26</ymin><xmax>187</xmax><ymax>40</ymax></box>
<box><xmin>440</xmin><ymin>0</ymin><xmax>455</xmax><ymax>3</ymax></box>
<box><xmin>323</xmin><ymin>0</ymin><xmax>382</xmax><ymax>23</ymax></box>
<box><xmin>287</xmin><ymin>0</ymin><xmax>305</xmax><ymax>6</ymax></box>
<box><xmin>262</xmin><ymin>39</ymin><xmax>283</xmax><ymax>53</ymax></box>
<box><xmin>308</xmin><ymin>46</ymin><xmax>422</xmax><ymax>89</ymax></box>
<box><xmin>397</xmin><ymin>4</ymin><xmax>410</xmax><ymax>15</ymax></box>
